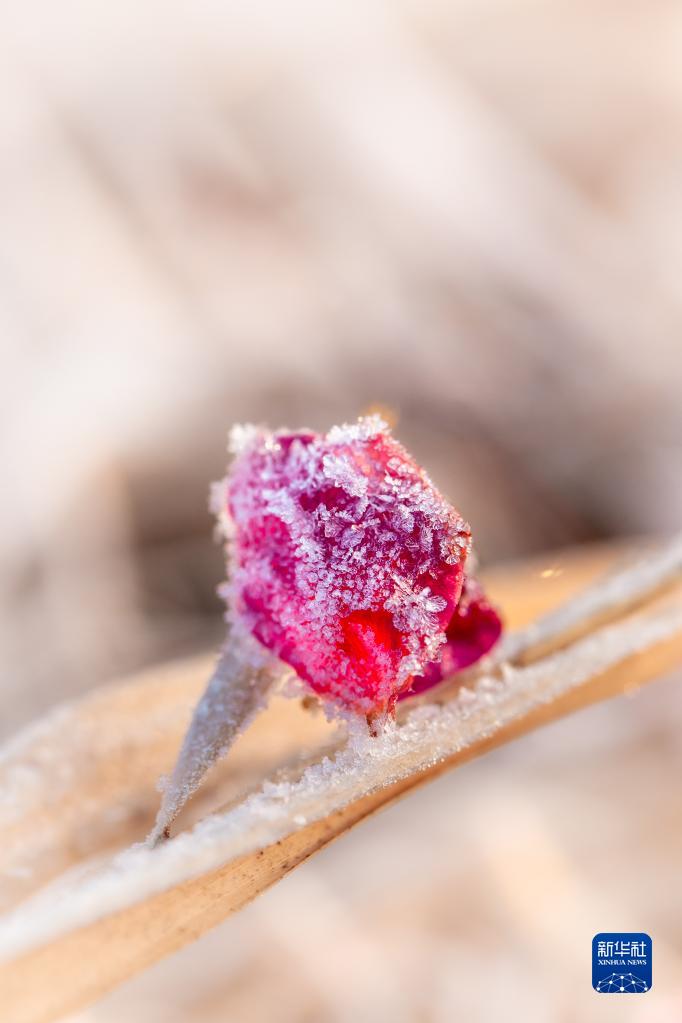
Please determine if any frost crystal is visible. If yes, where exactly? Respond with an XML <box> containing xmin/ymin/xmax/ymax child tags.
<box><xmin>403</xmin><ymin>577</ymin><xmax>503</xmax><ymax>697</ymax></box>
<box><xmin>223</xmin><ymin>416</ymin><xmax>483</xmax><ymax>715</ymax></box>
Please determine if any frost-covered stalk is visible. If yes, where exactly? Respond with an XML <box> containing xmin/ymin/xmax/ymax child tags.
<box><xmin>147</xmin><ymin>644</ymin><xmax>274</xmax><ymax>846</ymax></box>
<box><xmin>499</xmin><ymin>532</ymin><xmax>682</xmax><ymax>665</ymax></box>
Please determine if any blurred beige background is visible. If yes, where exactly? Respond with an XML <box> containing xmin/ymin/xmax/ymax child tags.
<box><xmin>1</xmin><ymin>0</ymin><xmax>681</xmax><ymax>1019</ymax></box>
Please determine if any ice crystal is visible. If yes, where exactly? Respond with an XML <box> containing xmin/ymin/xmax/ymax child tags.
<box><xmin>404</xmin><ymin>577</ymin><xmax>503</xmax><ymax>697</ymax></box>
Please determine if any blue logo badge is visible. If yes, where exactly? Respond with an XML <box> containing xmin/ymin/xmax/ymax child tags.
<box><xmin>592</xmin><ymin>933</ymin><xmax>652</xmax><ymax>993</ymax></box>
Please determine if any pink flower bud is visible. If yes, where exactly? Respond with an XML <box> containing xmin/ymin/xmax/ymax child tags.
<box><xmin>222</xmin><ymin>416</ymin><xmax>501</xmax><ymax>716</ymax></box>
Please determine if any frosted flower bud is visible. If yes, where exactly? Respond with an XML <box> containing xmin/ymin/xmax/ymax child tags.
<box><xmin>224</xmin><ymin>415</ymin><xmax>501</xmax><ymax>716</ymax></box>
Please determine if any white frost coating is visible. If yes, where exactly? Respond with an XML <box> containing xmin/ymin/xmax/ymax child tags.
<box><xmin>499</xmin><ymin>532</ymin><xmax>682</xmax><ymax>663</ymax></box>
<box><xmin>327</xmin><ymin>415</ymin><xmax>387</xmax><ymax>444</ymax></box>
<box><xmin>228</xmin><ymin>423</ymin><xmax>260</xmax><ymax>454</ymax></box>
<box><xmin>147</xmin><ymin>639</ymin><xmax>275</xmax><ymax>846</ymax></box>
<box><xmin>1</xmin><ymin>598</ymin><xmax>681</xmax><ymax>961</ymax></box>
<box><xmin>208</xmin><ymin>477</ymin><xmax>231</xmax><ymax>542</ymax></box>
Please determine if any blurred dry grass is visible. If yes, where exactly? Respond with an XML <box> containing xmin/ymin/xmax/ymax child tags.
<box><xmin>1</xmin><ymin>1</ymin><xmax>682</xmax><ymax>1020</ymax></box>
